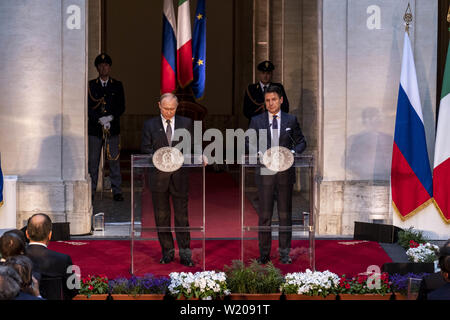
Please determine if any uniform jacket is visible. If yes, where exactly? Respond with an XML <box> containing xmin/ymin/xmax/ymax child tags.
<box><xmin>88</xmin><ymin>77</ymin><xmax>125</xmax><ymax>137</ymax></box>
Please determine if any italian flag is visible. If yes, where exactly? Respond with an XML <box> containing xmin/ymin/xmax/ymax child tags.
<box><xmin>433</xmin><ymin>41</ymin><xmax>450</xmax><ymax>223</ymax></box>
<box><xmin>177</xmin><ymin>0</ymin><xmax>193</xmax><ymax>88</ymax></box>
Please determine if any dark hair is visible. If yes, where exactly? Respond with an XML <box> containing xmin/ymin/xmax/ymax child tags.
<box><xmin>5</xmin><ymin>255</ymin><xmax>34</xmax><ymax>293</ymax></box>
<box><xmin>264</xmin><ymin>85</ymin><xmax>282</xmax><ymax>98</ymax></box>
<box><xmin>0</xmin><ymin>232</ymin><xmax>25</xmax><ymax>259</ymax></box>
<box><xmin>26</xmin><ymin>213</ymin><xmax>52</xmax><ymax>242</ymax></box>
<box><xmin>0</xmin><ymin>265</ymin><xmax>21</xmax><ymax>300</ymax></box>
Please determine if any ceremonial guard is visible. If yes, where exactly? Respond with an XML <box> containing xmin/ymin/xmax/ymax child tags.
<box><xmin>88</xmin><ymin>53</ymin><xmax>125</xmax><ymax>202</ymax></box>
<box><xmin>243</xmin><ymin>61</ymin><xmax>289</xmax><ymax>122</ymax></box>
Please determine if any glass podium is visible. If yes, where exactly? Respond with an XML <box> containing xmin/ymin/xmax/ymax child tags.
<box><xmin>130</xmin><ymin>154</ymin><xmax>205</xmax><ymax>275</ymax></box>
<box><xmin>240</xmin><ymin>154</ymin><xmax>315</xmax><ymax>270</ymax></box>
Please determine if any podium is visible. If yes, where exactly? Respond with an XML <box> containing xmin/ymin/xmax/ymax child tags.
<box><xmin>130</xmin><ymin>154</ymin><xmax>205</xmax><ymax>274</ymax></box>
<box><xmin>240</xmin><ymin>154</ymin><xmax>315</xmax><ymax>270</ymax></box>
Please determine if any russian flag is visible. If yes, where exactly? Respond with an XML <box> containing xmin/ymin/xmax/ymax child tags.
<box><xmin>161</xmin><ymin>0</ymin><xmax>177</xmax><ymax>94</ymax></box>
<box><xmin>192</xmin><ymin>0</ymin><xmax>206</xmax><ymax>100</ymax></box>
<box><xmin>391</xmin><ymin>32</ymin><xmax>433</xmax><ymax>219</ymax></box>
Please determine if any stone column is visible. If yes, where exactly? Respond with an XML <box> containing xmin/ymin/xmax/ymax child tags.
<box><xmin>0</xmin><ymin>0</ymin><xmax>91</xmax><ymax>234</ymax></box>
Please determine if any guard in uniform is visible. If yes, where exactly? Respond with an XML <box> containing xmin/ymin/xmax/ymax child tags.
<box><xmin>88</xmin><ymin>53</ymin><xmax>125</xmax><ymax>202</ymax></box>
<box><xmin>243</xmin><ymin>60</ymin><xmax>289</xmax><ymax>122</ymax></box>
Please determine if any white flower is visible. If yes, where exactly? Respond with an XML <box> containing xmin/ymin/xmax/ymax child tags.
<box><xmin>406</xmin><ymin>243</ymin><xmax>439</xmax><ymax>263</ymax></box>
<box><xmin>281</xmin><ymin>270</ymin><xmax>340</xmax><ymax>296</ymax></box>
<box><xmin>169</xmin><ymin>270</ymin><xmax>228</xmax><ymax>299</ymax></box>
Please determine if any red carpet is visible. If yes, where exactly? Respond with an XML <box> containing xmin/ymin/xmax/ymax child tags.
<box><xmin>48</xmin><ymin>239</ymin><xmax>391</xmax><ymax>280</ymax></box>
<box><xmin>141</xmin><ymin>171</ymin><xmax>258</xmax><ymax>238</ymax></box>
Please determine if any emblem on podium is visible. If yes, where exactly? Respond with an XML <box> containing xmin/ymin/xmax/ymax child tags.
<box><xmin>152</xmin><ymin>147</ymin><xmax>184</xmax><ymax>172</ymax></box>
<box><xmin>261</xmin><ymin>146</ymin><xmax>294</xmax><ymax>172</ymax></box>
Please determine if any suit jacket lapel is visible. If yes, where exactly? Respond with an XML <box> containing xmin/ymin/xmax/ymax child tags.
<box><xmin>280</xmin><ymin>112</ymin><xmax>288</xmax><ymax>139</ymax></box>
<box><xmin>263</xmin><ymin>111</ymin><xmax>271</xmax><ymax>149</ymax></box>
<box><xmin>157</xmin><ymin>116</ymin><xmax>169</xmax><ymax>147</ymax></box>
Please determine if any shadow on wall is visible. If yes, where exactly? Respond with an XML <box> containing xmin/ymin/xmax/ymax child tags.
<box><xmin>345</xmin><ymin>107</ymin><xmax>393</xmax><ymax>181</ymax></box>
<box><xmin>22</xmin><ymin>115</ymin><xmax>80</xmax><ymax>224</ymax></box>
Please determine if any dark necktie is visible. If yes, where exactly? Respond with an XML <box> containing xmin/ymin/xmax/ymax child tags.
<box><xmin>271</xmin><ymin>114</ymin><xmax>279</xmax><ymax>146</ymax></box>
<box><xmin>166</xmin><ymin>119</ymin><xmax>172</xmax><ymax>146</ymax></box>
<box><xmin>272</xmin><ymin>114</ymin><xmax>278</xmax><ymax>129</ymax></box>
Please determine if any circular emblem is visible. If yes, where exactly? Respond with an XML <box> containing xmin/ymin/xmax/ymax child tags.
<box><xmin>261</xmin><ymin>146</ymin><xmax>294</xmax><ymax>172</ymax></box>
<box><xmin>152</xmin><ymin>147</ymin><xmax>184</xmax><ymax>172</ymax></box>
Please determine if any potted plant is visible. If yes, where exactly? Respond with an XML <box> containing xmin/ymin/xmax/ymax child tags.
<box><xmin>109</xmin><ymin>274</ymin><xmax>170</xmax><ymax>300</ymax></box>
<box><xmin>224</xmin><ymin>260</ymin><xmax>284</xmax><ymax>300</ymax></box>
<box><xmin>397</xmin><ymin>227</ymin><xmax>428</xmax><ymax>250</ymax></box>
<box><xmin>168</xmin><ymin>271</ymin><xmax>229</xmax><ymax>300</ymax></box>
<box><xmin>389</xmin><ymin>273</ymin><xmax>429</xmax><ymax>300</ymax></box>
<box><xmin>383</xmin><ymin>229</ymin><xmax>437</xmax><ymax>275</ymax></box>
<box><xmin>406</xmin><ymin>242</ymin><xmax>439</xmax><ymax>264</ymax></box>
<box><xmin>74</xmin><ymin>274</ymin><xmax>109</xmax><ymax>300</ymax></box>
<box><xmin>281</xmin><ymin>269</ymin><xmax>340</xmax><ymax>300</ymax></box>
<box><xmin>336</xmin><ymin>272</ymin><xmax>393</xmax><ymax>300</ymax></box>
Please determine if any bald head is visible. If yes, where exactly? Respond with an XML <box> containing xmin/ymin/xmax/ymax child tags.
<box><xmin>26</xmin><ymin>213</ymin><xmax>52</xmax><ymax>243</ymax></box>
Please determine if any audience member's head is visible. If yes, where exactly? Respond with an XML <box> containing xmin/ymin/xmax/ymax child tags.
<box><xmin>5</xmin><ymin>255</ymin><xmax>36</xmax><ymax>296</ymax></box>
<box><xmin>438</xmin><ymin>240</ymin><xmax>450</xmax><ymax>281</ymax></box>
<box><xmin>0</xmin><ymin>265</ymin><xmax>21</xmax><ymax>300</ymax></box>
<box><xmin>0</xmin><ymin>230</ymin><xmax>26</xmax><ymax>260</ymax></box>
<box><xmin>26</xmin><ymin>213</ymin><xmax>53</xmax><ymax>244</ymax></box>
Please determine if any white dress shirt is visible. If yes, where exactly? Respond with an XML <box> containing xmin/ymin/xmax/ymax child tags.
<box><xmin>260</xmin><ymin>81</ymin><xmax>270</xmax><ymax>94</ymax></box>
<box><xmin>100</xmin><ymin>77</ymin><xmax>109</xmax><ymax>87</ymax></box>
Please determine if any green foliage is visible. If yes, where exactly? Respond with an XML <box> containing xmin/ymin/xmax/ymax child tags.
<box><xmin>79</xmin><ymin>275</ymin><xmax>109</xmax><ymax>297</ymax></box>
<box><xmin>397</xmin><ymin>227</ymin><xmax>428</xmax><ymax>250</ymax></box>
<box><xmin>224</xmin><ymin>260</ymin><xmax>284</xmax><ymax>294</ymax></box>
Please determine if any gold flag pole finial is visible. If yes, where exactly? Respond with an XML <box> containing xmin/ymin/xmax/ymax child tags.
<box><xmin>404</xmin><ymin>3</ymin><xmax>413</xmax><ymax>35</ymax></box>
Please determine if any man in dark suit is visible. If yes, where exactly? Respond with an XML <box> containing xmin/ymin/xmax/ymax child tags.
<box><xmin>141</xmin><ymin>93</ymin><xmax>195</xmax><ymax>267</ymax></box>
<box><xmin>24</xmin><ymin>213</ymin><xmax>78</xmax><ymax>300</ymax></box>
<box><xmin>427</xmin><ymin>240</ymin><xmax>450</xmax><ymax>300</ymax></box>
<box><xmin>247</xmin><ymin>85</ymin><xmax>306</xmax><ymax>265</ymax></box>
<box><xmin>88</xmin><ymin>53</ymin><xmax>126</xmax><ymax>202</ymax></box>
<box><xmin>243</xmin><ymin>60</ymin><xmax>289</xmax><ymax>122</ymax></box>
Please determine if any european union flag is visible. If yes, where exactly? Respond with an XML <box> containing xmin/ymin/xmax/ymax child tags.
<box><xmin>192</xmin><ymin>0</ymin><xmax>206</xmax><ymax>100</ymax></box>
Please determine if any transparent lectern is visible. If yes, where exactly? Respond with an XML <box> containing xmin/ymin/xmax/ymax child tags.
<box><xmin>240</xmin><ymin>154</ymin><xmax>315</xmax><ymax>270</ymax></box>
<box><xmin>130</xmin><ymin>154</ymin><xmax>205</xmax><ymax>275</ymax></box>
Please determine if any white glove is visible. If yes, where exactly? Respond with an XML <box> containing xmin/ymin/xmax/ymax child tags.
<box><xmin>103</xmin><ymin>122</ymin><xmax>111</xmax><ymax>130</ymax></box>
<box><xmin>98</xmin><ymin>115</ymin><xmax>113</xmax><ymax>126</ymax></box>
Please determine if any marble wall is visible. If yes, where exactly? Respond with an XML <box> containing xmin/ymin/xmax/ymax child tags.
<box><xmin>0</xmin><ymin>0</ymin><xmax>91</xmax><ymax>234</ymax></box>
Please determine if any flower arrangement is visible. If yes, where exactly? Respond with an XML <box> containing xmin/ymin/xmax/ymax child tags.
<box><xmin>389</xmin><ymin>273</ymin><xmax>429</xmax><ymax>295</ymax></box>
<box><xmin>79</xmin><ymin>274</ymin><xmax>109</xmax><ymax>297</ymax></box>
<box><xmin>224</xmin><ymin>260</ymin><xmax>284</xmax><ymax>294</ymax></box>
<box><xmin>337</xmin><ymin>272</ymin><xmax>392</xmax><ymax>295</ymax></box>
<box><xmin>281</xmin><ymin>269</ymin><xmax>340</xmax><ymax>297</ymax></box>
<box><xmin>109</xmin><ymin>274</ymin><xmax>170</xmax><ymax>296</ymax></box>
<box><xmin>397</xmin><ymin>227</ymin><xmax>428</xmax><ymax>250</ymax></box>
<box><xmin>406</xmin><ymin>242</ymin><xmax>439</xmax><ymax>263</ymax></box>
<box><xmin>168</xmin><ymin>271</ymin><xmax>229</xmax><ymax>300</ymax></box>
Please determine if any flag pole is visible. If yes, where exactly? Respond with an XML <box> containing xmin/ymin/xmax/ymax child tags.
<box><xmin>447</xmin><ymin>4</ymin><xmax>450</xmax><ymax>30</ymax></box>
<box><xmin>404</xmin><ymin>3</ymin><xmax>412</xmax><ymax>35</ymax></box>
